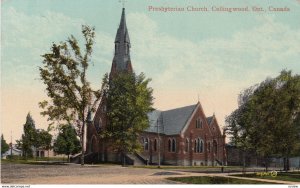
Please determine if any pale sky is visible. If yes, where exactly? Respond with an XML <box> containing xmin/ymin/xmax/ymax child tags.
<box><xmin>1</xmin><ymin>0</ymin><xmax>300</xmax><ymax>143</ymax></box>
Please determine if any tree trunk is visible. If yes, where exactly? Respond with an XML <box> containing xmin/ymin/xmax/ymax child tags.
<box><xmin>68</xmin><ymin>154</ymin><xmax>70</xmax><ymax>163</ymax></box>
<box><xmin>265</xmin><ymin>157</ymin><xmax>269</xmax><ymax>172</ymax></box>
<box><xmin>122</xmin><ymin>151</ymin><xmax>126</xmax><ymax>167</ymax></box>
<box><xmin>284</xmin><ymin>156</ymin><xmax>290</xmax><ymax>172</ymax></box>
<box><xmin>287</xmin><ymin>157</ymin><xmax>290</xmax><ymax>171</ymax></box>
<box><xmin>283</xmin><ymin>157</ymin><xmax>287</xmax><ymax>171</ymax></box>
<box><xmin>81</xmin><ymin>119</ymin><xmax>85</xmax><ymax>166</ymax></box>
<box><xmin>242</xmin><ymin>150</ymin><xmax>246</xmax><ymax>174</ymax></box>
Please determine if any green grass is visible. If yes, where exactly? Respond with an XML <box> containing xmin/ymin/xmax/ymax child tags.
<box><xmin>167</xmin><ymin>176</ymin><xmax>275</xmax><ymax>184</ymax></box>
<box><xmin>232</xmin><ymin>172</ymin><xmax>300</xmax><ymax>182</ymax></box>
<box><xmin>3</xmin><ymin>156</ymin><xmax>67</xmax><ymax>161</ymax></box>
<box><xmin>1</xmin><ymin>158</ymin><xmax>68</xmax><ymax>165</ymax></box>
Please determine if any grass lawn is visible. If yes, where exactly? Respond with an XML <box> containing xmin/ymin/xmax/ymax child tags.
<box><xmin>231</xmin><ymin>172</ymin><xmax>300</xmax><ymax>182</ymax></box>
<box><xmin>167</xmin><ymin>176</ymin><xmax>276</xmax><ymax>184</ymax></box>
<box><xmin>1</xmin><ymin>158</ymin><xmax>68</xmax><ymax>165</ymax></box>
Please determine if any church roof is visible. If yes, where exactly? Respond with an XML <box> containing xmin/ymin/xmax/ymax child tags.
<box><xmin>206</xmin><ymin>116</ymin><xmax>214</xmax><ymax>125</ymax></box>
<box><xmin>146</xmin><ymin>104</ymin><xmax>198</xmax><ymax>135</ymax></box>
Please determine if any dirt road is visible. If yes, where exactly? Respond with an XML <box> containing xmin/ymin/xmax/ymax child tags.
<box><xmin>1</xmin><ymin>163</ymin><xmax>184</xmax><ymax>184</ymax></box>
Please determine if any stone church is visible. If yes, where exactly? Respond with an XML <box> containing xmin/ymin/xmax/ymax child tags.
<box><xmin>85</xmin><ymin>8</ymin><xmax>226</xmax><ymax>166</ymax></box>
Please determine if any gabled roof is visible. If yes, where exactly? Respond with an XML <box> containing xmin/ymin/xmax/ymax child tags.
<box><xmin>206</xmin><ymin>116</ymin><xmax>214</xmax><ymax>125</ymax></box>
<box><xmin>146</xmin><ymin>110</ymin><xmax>164</xmax><ymax>134</ymax></box>
<box><xmin>145</xmin><ymin>104</ymin><xmax>198</xmax><ymax>135</ymax></box>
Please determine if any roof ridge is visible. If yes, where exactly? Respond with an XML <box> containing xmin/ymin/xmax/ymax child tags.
<box><xmin>161</xmin><ymin>103</ymin><xmax>198</xmax><ymax>113</ymax></box>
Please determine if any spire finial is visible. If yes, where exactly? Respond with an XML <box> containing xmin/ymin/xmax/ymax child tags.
<box><xmin>119</xmin><ymin>0</ymin><xmax>126</xmax><ymax>8</ymax></box>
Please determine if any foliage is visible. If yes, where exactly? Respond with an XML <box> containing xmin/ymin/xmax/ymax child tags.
<box><xmin>225</xmin><ymin>70</ymin><xmax>300</xmax><ymax>169</ymax></box>
<box><xmin>17</xmin><ymin>113</ymin><xmax>37</xmax><ymax>158</ymax></box>
<box><xmin>36</xmin><ymin>129</ymin><xmax>53</xmax><ymax>151</ymax></box>
<box><xmin>1</xmin><ymin>134</ymin><xmax>9</xmax><ymax>155</ymax></box>
<box><xmin>53</xmin><ymin>124</ymin><xmax>81</xmax><ymax>161</ymax></box>
<box><xmin>100</xmin><ymin>72</ymin><xmax>153</xmax><ymax>155</ymax></box>
<box><xmin>16</xmin><ymin>113</ymin><xmax>53</xmax><ymax>159</ymax></box>
<box><xmin>39</xmin><ymin>25</ymin><xmax>103</xmax><ymax>165</ymax></box>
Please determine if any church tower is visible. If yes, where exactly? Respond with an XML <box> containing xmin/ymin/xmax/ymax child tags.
<box><xmin>85</xmin><ymin>8</ymin><xmax>133</xmax><ymax>157</ymax></box>
<box><xmin>110</xmin><ymin>8</ymin><xmax>133</xmax><ymax>78</ymax></box>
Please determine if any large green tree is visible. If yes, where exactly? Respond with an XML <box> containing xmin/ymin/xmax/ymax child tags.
<box><xmin>101</xmin><ymin>72</ymin><xmax>153</xmax><ymax>165</ymax></box>
<box><xmin>1</xmin><ymin>134</ymin><xmax>9</xmax><ymax>155</ymax></box>
<box><xmin>53</xmin><ymin>124</ymin><xmax>81</xmax><ymax>162</ymax></box>
<box><xmin>39</xmin><ymin>25</ymin><xmax>104</xmax><ymax>165</ymax></box>
<box><xmin>16</xmin><ymin>113</ymin><xmax>37</xmax><ymax>158</ymax></box>
<box><xmin>226</xmin><ymin>70</ymin><xmax>300</xmax><ymax>171</ymax></box>
<box><xmin>16</xmin><ymin>113</ymin><xmax>53</xmax><ymax>159</ymax></box>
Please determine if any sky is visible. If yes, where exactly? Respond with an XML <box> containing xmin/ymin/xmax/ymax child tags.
<box><xmin>1</xmin><ymin>0</ymin><xmax>300</xmax><ymax>143</ymax></box>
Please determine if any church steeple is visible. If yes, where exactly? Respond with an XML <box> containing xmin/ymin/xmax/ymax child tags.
<box><xmin>110</xmin><ymin>8</ymin><xmax>132</xmax><ymax>76</ymax></box>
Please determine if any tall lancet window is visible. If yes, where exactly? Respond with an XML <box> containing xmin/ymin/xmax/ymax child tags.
<box><xmin>126</xmin><ymin>44</ymin><xmax>129</xmax><ymax>55</ymax></box>
<box><xmin>124</xmin><ymin>44</ymin><xmax>127</xmax><ymax>55</ymax></box>
<box><xmin>115</xmin><ymin>43</ymin><xmax>119</xmax><ymax>54</ymax></box>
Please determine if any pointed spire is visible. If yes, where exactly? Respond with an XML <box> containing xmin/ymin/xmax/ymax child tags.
<box><xmin>111</xmin><ymin>8</ymin><xmax>132</xmax><ymax>75</ymax></box>
<box><xmin>115</xmin><ymin>8</ymin><xmax>130</xmax><ymax>44</ymax></box>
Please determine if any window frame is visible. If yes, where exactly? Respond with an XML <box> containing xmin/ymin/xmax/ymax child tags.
<box><xmin>185</xmin><ymin>138</ymin><xmax>189</xmax><ymax>153</ymax></box>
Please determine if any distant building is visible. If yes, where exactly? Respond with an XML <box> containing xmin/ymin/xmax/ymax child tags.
<box><xmin>2</xmin><ymin>145</ymin><xmax>22</xmax><ymax>159</ymax></box>
<box><xmin>83</xmin><ymin>8</ymin><xmax>226</xmax><ymax>166</ymax></box>
<box><xmin>35</xmin><ymin>148</ymin><xmax>67</xmax><ymax>158</ymax></box>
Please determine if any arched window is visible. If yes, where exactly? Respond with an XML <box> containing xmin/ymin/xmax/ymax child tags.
<box><xmin>168</xmin><ymin>139</ymin><xmax>172</xmax><ymax>152</ymax></box>
<box><xmin>213</xmin><ymin>140</ymin><xmax>218</xmax><ymax>154</ymax></box>
<box><xmin>200</xmin><ymin>120</ymin><xmax>203</xmax><ymax>128</ymax></box>
<box><xmin>196</xmin><ymin>118</ymin><xmax>203</xmax><ymax>128</ymax></box>
<box><xmin>154</xmin><ymin>139</ymin><xmax>157</xmax><ymax>151</ymax></box>
<box><xmin>90</xmin><ymin>135</ymin><xmax>98</xmax><ymax>153</ymax></box>
<box><xmin>115</xmin><ymin>42</ymin><xmax>119</xmax><ymax>54</ymax></box>
<box><xmin>199</xmin><ymin>140</ymin><xmax>204</xmax><ymax>153</ymax></box>
<box><xmin>145</xmin><ymin>138</ymin><xmax>149</xmax><ymax>151</ymax></box>
<box><xmin>197</xmin><ymin>138</ymin><xmax>201</xmax><ymax>153</ymax></box>
<box><xmin>194</xmin><ymin>139</ymin><xmax>197</xmax><ymax>153</ymax></box>
<box><xmin>185</xmin><ymin>139</ymin><xmax>189</xmax><ymax>152</ymax></box>
<box><xmin>172</xmin><ymin>138</ymin><xmax>176</xmax><ymax>152</ymax></box>
<box><xmin>126</xmin><ymin>44</ymin><xmax>129</xmax><ymax>55</ymax></box>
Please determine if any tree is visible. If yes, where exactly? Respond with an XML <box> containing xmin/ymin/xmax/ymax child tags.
<box><xmin>1</xmin><ymin>134</ymin><xmax>9</xmax><ymax>155</ymax></box>
<box><xmin>17</xmin><ymin>113</ymin><xmax>37</xmax><ymax>159</ymax></box>
<box><xmin>271</xmin><ymin>71</ymin><xmax>300</xmax><ymax>170</ymax></box>
<box><xmin>53</xmin><ymin>124</ymin><xmax>81</xmax><ymax>162</ymax></box>
<box><xmin>37</xmin><ymin>129</ymin><xmax>53</xmax><ymax>159</ymax></box>
<box><xmin>39</xmin><ymin>25</ymin><xmax>103</xmax><ymax>165</ymax></box>
<box><xmin>226</xmin><ymin>70</ymin><xmax>300</xmax><ymax>171</ymax></box>
<box><xmin>101</xmin><ymin>72</ymin><xmax>153</xmax><ymax>165</ymax></box>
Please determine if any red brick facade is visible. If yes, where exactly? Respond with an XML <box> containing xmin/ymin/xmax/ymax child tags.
<box><xmin>85</xmin><ymin>8</ymin><xmax>226</xmax><ymax>166</ymax></box>
<box><xmin>86</xmin><ymin>102</ymin><xmax>226</xmax><ymax>166</ymax></box>
<box><xmin>138</xmin><ymin>103</ymin><xmax>226</xmax><ymax>166</ymax></box>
